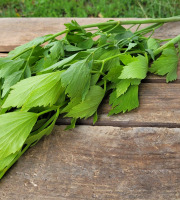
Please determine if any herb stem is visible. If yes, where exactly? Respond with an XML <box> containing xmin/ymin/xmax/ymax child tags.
<box><xmin>12</xmin><ymin>30</ymin><xmax>67</xmax><ymax>60</ymax></box>
<box><xmin>153</xmin><ymin>34</ymin><xmax>180</xmax><ymax>56</ymax></box>
<box><xmin>0</xmin><ymin>143</ymin><xmax>31</xmax><ymax>179</ymax></box>
<box><xmin>37</xmin><ymin>106</ymin><xmax>59</xmax><ymax>117</ymax></box>
<box><xmin>91</xmin><ymin>70</ymin><xmax>105</xmax><ymax>76</ymax></box>
<box><xmin>11</xmin><ymin>17</ymin><xmax>180</xmax><ymax>60</ymax></box>
<box><xmin>81</xmin><ymin>17</ymin><xmax>180</xmax><ymax>28</ymax></box>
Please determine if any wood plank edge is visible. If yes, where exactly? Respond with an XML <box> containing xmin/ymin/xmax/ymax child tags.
<box><xmin>56</xmin><ymin>118</ymin><xmax>180</xmax><ymax>128</ymax></box>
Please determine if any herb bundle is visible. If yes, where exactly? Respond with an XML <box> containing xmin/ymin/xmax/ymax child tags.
<box><xmin>0</xmin><ymin>17</ymin><xmax>180</xmax><ymax>179</ymax></box>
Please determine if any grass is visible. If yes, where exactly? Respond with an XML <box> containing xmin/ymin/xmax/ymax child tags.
<box><xmin>0</xmin><ymin>0</ymin><xmax>179</xmax><ymax>18</ymax></box>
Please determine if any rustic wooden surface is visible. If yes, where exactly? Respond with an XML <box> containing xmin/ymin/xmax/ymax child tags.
<box><xmin>1</xmin><ymin>126</ymin><xmax>180</xmax><ymax>200</ymax></box>
<box><xmin>0</xmin><ymin>18</ymin><xmax>180</xmax><ymax>200</ymax></box>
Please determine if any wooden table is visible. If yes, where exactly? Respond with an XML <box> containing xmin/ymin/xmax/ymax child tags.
<box><xmin>0</xmin><ymin>18</ymin><xmax>180</xmax><ymax>200</ymax></box>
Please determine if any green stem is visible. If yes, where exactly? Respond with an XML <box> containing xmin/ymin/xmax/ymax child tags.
<box><xmin>91</xmin><ymin>70</ymin><xmax>105</xmax><ymax>76</ymax></box>
<box><xmin>106</xmin><ymin>21</ymin><xmax>120</xmax><ymax>33</ymax></box>
<box><xmin>153</xmin><ymin>34</ymin><xmax>180</xmax><ymax>56</ymax></box>
<box><xmin>104</xmin><ymin>80</ymin><xmax>107</xmax><ymax>92</ymax></box>
<box><xmin>81</xmin><ymin>17</ymin><xmax>180</xmax><ymax>28</ymax></box>
<box><xmin>12</xmin><ymin>30</ymin><xmax>67</xmax><ymax>60</ymax></box>
<box><xmin>44</xmin><ymin>30</ymin><xmax>67</xmax><ymax>42</ymax></box>
<box><xmin>117</xmin><ymin>23</ymin><xmax>163</xmax><ymax>47</ymax></box>
<box><xmin>22</xmin><ymin>46</ymin><xmax>35</xmax><ymax>74</ymax></box>
<box><xmin>0</xmin><ymin>143</ymin><xmax>31</xmax><ymax>179</ymax></box>
<box><xmin>0</xmin><ymin>108</ymin><xmax>60</xmax><ymax>179</ymax></box>
<box><xmin>37</xmin><ymin>106</ymin><xmax>58</xmax><ymax>117</ymax></box>
<box><xmin>12</xmin><ymin>17</ymin><xmax>180</xmax><ymax>60</ymax></box>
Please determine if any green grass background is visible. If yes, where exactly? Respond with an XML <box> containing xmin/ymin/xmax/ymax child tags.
<box><xmin>0</xmin><ymin>0</ymin><xmax>179</xmax><ymax>18</ymax></box>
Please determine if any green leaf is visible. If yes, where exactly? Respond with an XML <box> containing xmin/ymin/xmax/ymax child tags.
<box><xmin>65</xmin><ymin>118</ymin><xmax>77</xmax><ymax>130</ymax></box>
<box><xmin>61</xmin><ymin>96</ymin><xmax>82</xmax><ymax>113</ymax></box>
<box><xmin>8</xmin><ymin>35</ymin><xmax>51</xmax><ymax>56</ymax></box>
<box><xmin>119</xmin><ymin>55</ymin><xmax>148</xmax><ymax>79</ymax></box>
<box><xmin>149</xmin><ymin>45</ymin><xmax>179</xmax><ymax>82</ymax></box>
<box><xmin>114</xmin><ymin>79</ymin><xmax>141</xmax><ymax>98</ymax></box>
<box><xmin>25</xmin><ymin>111</ymin><xmax>58</xmax><ymax>145</ymax></box>
<box><xmin>77</xmin><ymin>38</ymin><xmax>94</xmax><ymax>49</ymax></box>
<box><xmin>146</xmin><ymin>49</ymin><xmax>155</xmax><ymax>60</ymax></box>
<box><xmin>147</xmin><ymin>38</ymin><xmax>160</xmax><ymax>50</ymax></box>
<box><xmin>0</xmin><ymin>112</ymin><xmax>37</xmax><ymax>159</ymax></box>
<box><xmin>64</xmin><ymin>20</ymin><xmax>83</xmax><ymax>31</ymax></box>
<box><xmin>115</xmin><ymin>30</ymin><xmax>134</xmax><ymax>42</ymax></box>
<box><xmin>109</xmin><ymin>85</ymin><xmax>139</xmax><ymax>115</ymax></box>
<box><xmin>0</xmin><ymin>59</ymin><xmax>24</xmax><ymax>78</ymax></box>
<box><xmin>41</xmin><ymin>51</ymin><xmax>91</xmax><ymax>73</ymax></box>
<box><xmin>61</xmin><ymin>59</ymin><xmax>92</xmax><ymax>100</ymax></box>
<box><xmin>0</xmin><ymin>152</ymin><xmax>19</xmax><ymax>171</ymax></box>
<box><xmin>90</xmin><ymin>74</ymin><xmax>100</xmax><ymax>86</ymax></box>
<box><xmin>94</xmin><ymin>47</ymin><xmax>120</xmax><ymax>72</ymax></box>
<box><xmin>2</xmin><ymin>71</ymin><xmax>63</xmax><ymax>109</ymax></box>
<box><xmin>125</xmin><ymin>42</ymin><xmax>138</xmax><ymax>52</ymax></box>
<box><xmin>116</xmin><ymin>80</ymin><xmax>131</xmax><ymax>97</ymax></box>
<box><xmin>119</xmin><ymin>54</ymin><xmax>134</xmax><ymax>65</ymax></box>
<box><xmin>65</xmin><ymin>45</ymin><xmax>83</xmax><ymax>52</ymax></box>
<box><xmin>98</xmin><ymin>34</ymin><xmax>107</xmax><ymax>46</ymax></box>
<box><xmin>33</xmin><ymin>41</ymin><xmax>64</xmax><ymax>72</ymax></box>
<box><xmin>65</xmin><ymin>85</ymin><xmax>104</xmax><ymax>119</ymax></box>
<box><xmin>24</xmin><ymin>64</ymin><xmax>31</xmax><ymax>78</ymax></box>
<box><xmin>2</xmin><ymin>70</ymin><xmax>23</xmax><ymax>98</ymax></box>
<box><xmin>93</xmin><ymin>111</ymin><xmax>98</xmax><ymax>125</ymax></box>
<box><xmin>105</xmin><ymin>65</ymin><xmax>123</xmax><ymax>83</ymax></box>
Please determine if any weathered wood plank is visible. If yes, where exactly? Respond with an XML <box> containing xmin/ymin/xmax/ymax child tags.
<box><xmin>57</xmin><ymin>83</ymin><xmax>180</xmax><ymax>127</ymax></box>
<box><xmin>0</xmin><ymin>18</ymin><xmax>179</xmax><ymax>51</ymax></box>
<box><xmin>0</xmin><ymin>125</ymin><xmax>179</xmax><ymax>200</ymax></box>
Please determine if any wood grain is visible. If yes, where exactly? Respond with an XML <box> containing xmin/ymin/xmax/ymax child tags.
<box><xmin>0</xmin><ymin>125</ymin><xmax>179</xmax><ymax>200</ymax></box>
<box><xmin>0</xmin><ymin>18</ymin><xmax>179</xmax><ymax>51</ymax></box>
<box><xmin>57</xmin><ymin>83</ymin><xmax>180</xmax><ymax>127</ymax></box>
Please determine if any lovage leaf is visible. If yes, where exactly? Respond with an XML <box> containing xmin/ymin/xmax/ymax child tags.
<box><xmin>105</xmin><ymin>65</ymin><xmax>123</xmax><ymax>83</ymax></box>
<box><xmin>114</xmin><ymin>79</ymin><xmax>141</xmax><ymax>98</ymax></box>
<box><xmin>8</xmin><ymin>35</ymin><xmax>52</xmax><ymax>57</ymax></box>
<box><xmin>64</xmin><ymin>20</ymin><xmax>83</xmax><ymax>31</ymax></box>
<box><xmin>25</xmin><ymin>110</ymin><xmax>59</xmax><ymax>146</ymax></box>
<box><xmin>0</xmin><ymin>112</ymin><xmax>37</xmax><ymax>159</ymax></box>
<box><xmin>41</xmin><ymin>51</ymin><xmax>91</xmax><ymax>73</ymax></box>
<box><xmin>33</xmin><ymin>40</ymin><xmax>64</xmax><ymax>72</ymax></box>
<box><xmin>0</xmin><ymin>152</ymin><xmax>19</xmax><ymax>171</ymax></box>
<box><xmin>0</xmin><ymin>59</ymin><xmax>24</xmax><ymax>78</ymax></box>
<box><xmin>61</xmin><ymin>58</ymin><xmax>92</xmax><ymax>100</ymax></box>
<box><xmin>2</xmin><ymin>71</ymin><xmax>63</xmax><ymax>110</ymax></box>
<box><xmin>109</xmin><ymin>85</ymin><xmax>139</xmax><ymax>115</ymax></box>
<box><xmin>119</xmin><ymin>54</ymin><xmax>148</xmax><ymax>79</ymax></box>
<box><xmin>2</xmin><ymin>70</ymin><xmax>23</xmax><ymax>98</ymax></box>
<box><xmin>65</xmin><ymin>85</ymin><xmax>105</xmax><ymax>119</ymax></box>
<box><xmin>93</xmin><ymin>47</ymin><xmax>120</xmax><ymax>72</ymax></box>
<box><xmin>125</xmin><ymin>42</ymin><xmax>138</xmax><ymax>52</ymax></box>
<box><xmin>147</xmin><ymin>38</ymin><xmax>160</xmax><ymax>50</ymax></box>
<box><xmin>149</xmin><ymin>45</ymin><xmax>179</xmax><ymax>82</ymax></box>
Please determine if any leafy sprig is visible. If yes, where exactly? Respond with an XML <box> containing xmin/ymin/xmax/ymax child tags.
<box><xmin>0</xmin><ymin>17</ymin><xmax>180</xmax><ymax>179</ymax></box>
